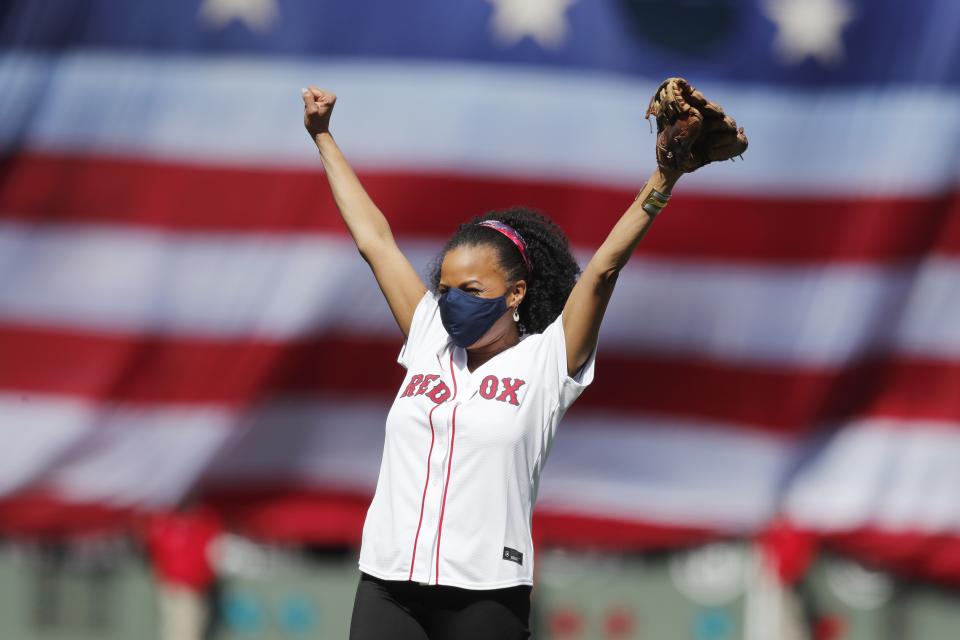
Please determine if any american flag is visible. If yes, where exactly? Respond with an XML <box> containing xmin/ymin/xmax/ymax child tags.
<box><xmin>1</xmin><ymin>0</ymin><xmax>959</xmax><ymax>585</ymax></box>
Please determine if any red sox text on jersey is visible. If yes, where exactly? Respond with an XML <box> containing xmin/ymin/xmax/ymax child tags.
<box><xmin>400</xmin><ymin>373</ymin><xmax>526</xmax><ymax>406</ymax></box>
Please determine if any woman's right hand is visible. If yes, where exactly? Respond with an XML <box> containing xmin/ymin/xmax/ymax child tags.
<box><xmin>302</xmin><ymin>86</ymin><xmax>336</xmax><ymax>140</ymax></box>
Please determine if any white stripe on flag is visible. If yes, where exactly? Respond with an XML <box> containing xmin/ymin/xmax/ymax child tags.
<box><xmin>0</xmin><ymin>394</ymin><xmax>235</xmax><ymax>506</ymax></box>
<box><xmin>7</xmin><ymin>393</ymin><xmax>960</xmax><ymax>534</ymax></box>
<box><xmin>0</xmin><ymin>395</ymin><xmax>91</xmax><ymax>495</ymax></box>
<box><xmin>1</xmin><ymin>223</ymin><xmax>959</xmax><ymax>364</ymax></box>
<box><xmin>1</xmin><ymin>52</ymin><xmax>958</xmax><ymax>195</ymax></box>
<box><xmin>786</xmin><ymin>418</ymin><xmax>960</xmax><ymax>531</ymax></box>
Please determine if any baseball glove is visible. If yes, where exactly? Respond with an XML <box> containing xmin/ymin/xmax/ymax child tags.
<box><xmin>645</xmin><ymin>77</ymin><xmax>748</xmax><ymax>173</ymax></box>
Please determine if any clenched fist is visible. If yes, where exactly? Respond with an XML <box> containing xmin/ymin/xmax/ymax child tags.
<box><xmin>302</xmin><ymin>86</ymin><xmax>336</xmax><ymax>140</ymax></box>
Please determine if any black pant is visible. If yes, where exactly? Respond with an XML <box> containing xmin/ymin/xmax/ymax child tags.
<box><xmin>349</xmin><ymin>572</ymin><xmax>531</xmax><ymax>640</ymax></box>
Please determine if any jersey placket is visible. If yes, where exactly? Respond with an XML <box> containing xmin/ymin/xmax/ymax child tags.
<box><xmin>409</xmin><ymin>348</ymin><xmax>462</xmax><ymax>584</ymax></box>
<box><xmin>417</xmin><ymin>399</ymin><xmax>455</xmax><ymax>584</ymax></box>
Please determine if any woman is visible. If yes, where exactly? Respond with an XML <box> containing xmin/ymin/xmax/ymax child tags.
<box><xmin>301</xmin><ymin>86</ymin><xmax>682</xmax><ymax>640</ymax></box>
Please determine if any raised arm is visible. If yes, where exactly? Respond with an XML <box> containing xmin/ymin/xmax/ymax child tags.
<box><xmin>302</xmin><ymin>86</ymin><xmax>426</xmax><ymax>337</ymax></box>
<box><xmin>561</xmin><ymin>168</ymin><xmax>681</xmax><ymax>377</ymax></box>
<box><xmin>561</xmin><ymin>76</ymin><xmax>747</xmax><ymax>377</ymax></box>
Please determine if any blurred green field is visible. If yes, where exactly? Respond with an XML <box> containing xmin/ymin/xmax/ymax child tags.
<box><xmin>2</xmin><ymin>539</ymin><xmax>959</xmax><ymax>640</ymax></box>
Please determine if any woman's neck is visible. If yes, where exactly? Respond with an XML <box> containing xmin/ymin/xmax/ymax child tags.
<box><xmin>466</xmin><ymin>325</ymin><xmax>520</xmax><ymax>372</ymax></box>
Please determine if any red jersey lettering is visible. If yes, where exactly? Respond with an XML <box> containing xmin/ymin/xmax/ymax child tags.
<box><xmin>426</xmin><ymin>381</ymin><xmax>452</xmax><ymax>404</ymax></box>
<box><xmin>401</xmin><ymin>374</ymin><xmax>424</xmax><ymax>398</ymax></box>
<box><xmin>416</xmin><ymin>374</ymin><xmax>440</xmax><ymax>396</ymax></box>
<box><xmin>479</xmin><ymin>375</ymin><xmax>499</xmax><ymax>400</ymax></box>
<box><xmin>496</xmin><ymin>378</ymin><xmax>526</xmax><ymax>406</ymax></box>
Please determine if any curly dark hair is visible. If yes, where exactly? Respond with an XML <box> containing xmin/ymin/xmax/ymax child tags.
<box><xmin>428</xmin><ymin>207</ymin><xmax>581</xmax><ymax>335</ymax></box>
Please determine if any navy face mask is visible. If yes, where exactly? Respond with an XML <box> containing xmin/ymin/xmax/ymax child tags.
<box><xmin>437</xmin><ymin>287</ymin><xmax>508</xmax><ymax>348</ymax></box>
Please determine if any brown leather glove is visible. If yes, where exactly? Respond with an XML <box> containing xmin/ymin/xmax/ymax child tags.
<box><xmin>645</xmin><ymin>77</ymin><xmax>748</xmax><ymax>173</ymax></box>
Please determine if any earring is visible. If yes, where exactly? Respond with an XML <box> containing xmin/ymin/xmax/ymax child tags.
<box><xmin>512</xmin><ymin>307</ymin><xmax>520</xmax><ymax>322</ymax></box>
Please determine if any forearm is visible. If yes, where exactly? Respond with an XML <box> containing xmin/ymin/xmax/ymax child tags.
<box><xmin>584</xmin><ymin>167</ymin><xmax>681</xmax><ymax>280</ymax></box>
<box><xmin>561</xmin><ymin>167</ymin><xmax>681</xmax><ymax>374</ymax></box>
<box><xmin>314</xmin><ymin>131</ymin><xmax>395</xmax><ymax>256</ymax></box>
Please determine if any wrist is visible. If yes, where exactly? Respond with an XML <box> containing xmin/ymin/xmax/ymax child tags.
<box><xmin>652</xmin><ymin>166</ymin><xmax>682</xmax><ymax>194</ymax></box>
<box><xmin>313</xmin><ymin>130</ymin><xmax>334</xmax><ymax>151</ymax></box>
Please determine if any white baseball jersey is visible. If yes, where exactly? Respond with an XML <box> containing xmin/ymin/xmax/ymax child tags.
<box><xmin>358</xmin><ymin>290</ymin><xmax>596</xmax><ymax>589</ymax></box>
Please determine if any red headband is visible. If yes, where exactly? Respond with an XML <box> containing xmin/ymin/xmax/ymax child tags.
<box><xmin>477</xmin><ymin>220</ymin><xmax>532</xmax><ymax>274</ymax></box>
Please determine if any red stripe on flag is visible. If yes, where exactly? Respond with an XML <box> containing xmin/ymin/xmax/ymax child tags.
<box><xmin>0</xmin><ymin>486</ymin><xmax>715</xmax><ymax>551</ymax></box>
<box><xmin>824</xmin><ymin>527</ymin><xmax>960</xmax><ymax>589</ymax></box>
<box><xmin>2</xmin><ymin>324</ymin><xmax>959</xmax><ymax>433</ymax></box>
<box><xmin>5</xmin><ymin>490</ymin><xmax>959</xmax><ymax>589</ymax></box>
<box><xmin>0</xmin><ymin>324</ymin><xmax>406</xmax><ymax>407</ymax></box>
<box><xmin>2</xmin><ymin>152</ymin><xmax>959</xmax><ymax>262</ymax></box>
<box><xmin>0</xmin><ymin>491</ymin><xmax>137</xmax><ymax>538</ymax></box>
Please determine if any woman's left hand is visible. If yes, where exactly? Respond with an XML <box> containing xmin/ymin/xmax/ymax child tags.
<box><xmin>646</xmin><ymin>77</ymin><xmax>748</xmax><ymax>174</ymax></box>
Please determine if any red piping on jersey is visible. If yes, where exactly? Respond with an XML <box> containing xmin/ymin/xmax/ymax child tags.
<box><xmin>435</xmin><ymin>402</ymin><xmax>457</xmax><ymax>584</ymax></box>
<box><xmin>449</xmin><ymin>350</ymin><xmax>458</xmax><ymax>398</ymax></box>
<box><xmin>407</xmin><ymin>403</ymin><xmax>438</xmax><ymax>580</ymax></box>
<box><xmin>408</xmin><ymin>350</ymin><xmax>458</xmax><ymax>581</ymax></box>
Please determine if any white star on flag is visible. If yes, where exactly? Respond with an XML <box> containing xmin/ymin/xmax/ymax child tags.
<box><xmin>762</xmin><ymin>0</ymin><xmax>855</xmax><ymax>66</ymax></box>
<box><xmin>198</xmin><ymin>0</ymin><xmax>278</xmax><ymax>32</ymax></box>
<box><xmin>487</xmin><ymin>0</ymin><xmax>577</xmax><ymax>50</ymax></box>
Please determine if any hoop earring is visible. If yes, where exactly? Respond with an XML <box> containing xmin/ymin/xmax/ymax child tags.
<box><xmin>512</xmin><ymin>307</ymin><xmax>520</xmax><ymax>322</ymax></box>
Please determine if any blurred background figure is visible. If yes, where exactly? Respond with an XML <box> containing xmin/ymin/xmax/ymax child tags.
<box><xmin>140</xmin><ymin>491</ymin><xmax>224</xmax><ymax>640</ymax></box>
<box><xmin>1</xmin><ymin>0</ymin><xmax>959</xmax><ymax>638</ymax></box>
